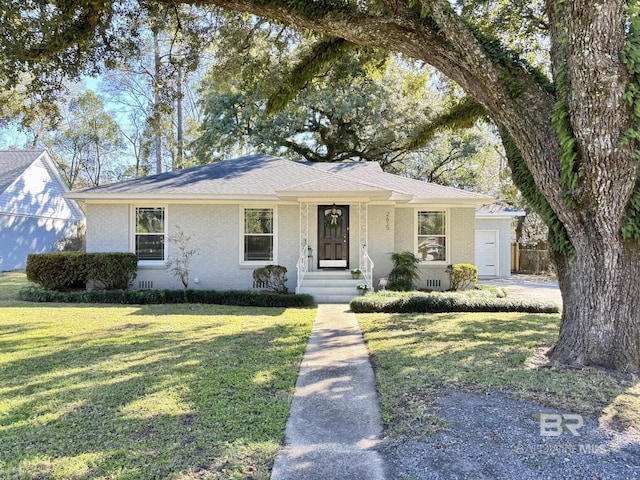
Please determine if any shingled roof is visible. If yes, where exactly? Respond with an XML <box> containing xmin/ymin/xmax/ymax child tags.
<box><xmin>0</xmin><ymin>150</ymin><xmax>84</xmax><ymax>221</ymax></box>
<box><xmin>306</xmin><ymin>161</ymin><xmax>492</xmax><ymax>202</ymax></box>
<box><xmin>0</xmin><ymin>150</ymin><xmax>45</xmax><ymax>194</ymax></box>
<box><xmin>67</xmin><ymin>153</ymin><xmax>493</xmax><ymax>204</ymax></box>
<box><xmin>476</xmin><ymin>204</ymin><xmax>526</xmax><ymax>217</ymax></box>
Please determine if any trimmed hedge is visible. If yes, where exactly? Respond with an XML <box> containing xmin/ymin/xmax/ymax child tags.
<box><xmin>18</xmin><ymin>286</ymin><xmax>315</xmax><ymax>308</ymax></box>
<box><xmin>26</xmin><ymin>252</ymin><xmax>138</xmax><ymax>290</ymax></box>
<box><xmin>85</xmin><ymin>253</ymin><xmax>138</xmax><ymax>290</ymax></box>
<box><xmin>349</xmin><ymin>291</ymin><xmax>560</xmax><ymax>314</ymax></box>
<box><xmin>25</xmin><ymin>252</ymin><xmax>86</xmax><ymax>290</ymax></box>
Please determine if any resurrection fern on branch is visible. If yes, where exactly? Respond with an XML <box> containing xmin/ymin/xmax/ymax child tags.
<box><xmin>621</xmin><ymin>0</ymin><xmax>640</xmax><ymax>242</ymax></box>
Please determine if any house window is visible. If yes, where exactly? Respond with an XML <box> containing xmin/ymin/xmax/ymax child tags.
<box><xmin>417</xmin><ymin>211</ymin><xmax>446</xmax><ymax>262</ymax></box>
<box><xmin>135</xmin><ymin>207</ymin><xmax>165</xmax><ymax>261</ymax></box>
<box><xmin>243</xmin><ymin>207</ymin><xmax>274</xmax><ymax>262</ymax></box>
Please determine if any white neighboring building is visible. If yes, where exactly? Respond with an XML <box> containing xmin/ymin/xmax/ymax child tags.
<box><xmin>475</xmin><ymin>204</ymin><xmax>525</xmax><ymax>277</ymax></box>
<box><xmin>0</xmin><ymin>150</ymin><xmax>85</xmax><ymax>271</ymax></box>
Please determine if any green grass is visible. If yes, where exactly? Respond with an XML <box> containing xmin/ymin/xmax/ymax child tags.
<box><xmin>0</xmin><ymin>270</ymin><xmax>28</xmax><ymax>303</ymax></box>
<box><xmin>359</xmin><ymin>311</ymin><xmax>640</xmax><ymax>438</ymax></box>
<box><xmin>0</xmin><ymin>272</ymin><xmax>316</xmax><ymax>479</ymax></box>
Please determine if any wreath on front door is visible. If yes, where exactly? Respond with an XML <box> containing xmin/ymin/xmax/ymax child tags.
<box><xmin>324</xmin><ymin>205</ymin><xmax>343</xmax><ymax>229</ymax></box>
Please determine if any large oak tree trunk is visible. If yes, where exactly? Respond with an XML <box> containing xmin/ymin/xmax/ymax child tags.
<box><xmin>552</xmin><ymin>234</ymin><xmax>640</xmax><ymax>371</ymax></box>
<box><xmin>543</xmin><ymin>0</ymin><xmax>640</xmax><ymax>371</ymax></box>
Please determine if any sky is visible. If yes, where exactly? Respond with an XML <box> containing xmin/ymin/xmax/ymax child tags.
<box><xmin>0</xmin><ymin>76</ymin><xmax>112</xmax><ymax>151</ymax></box>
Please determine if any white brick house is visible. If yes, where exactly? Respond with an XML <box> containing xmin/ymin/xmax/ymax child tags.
<box><xmin>66</xmin><ymin>154</ymin><xmax>497</xmax><ymax>300</ymax></box>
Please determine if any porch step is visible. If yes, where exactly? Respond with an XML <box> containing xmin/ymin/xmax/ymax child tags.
<box><xmin>312</xmin><ymin>294</ymin><xmax>362</xmax><ymax>304</ymax></box>
<box><xmin>297</xmin><ymin>270</ymin><xmax>367</xmax><ymax>304</ymax></box>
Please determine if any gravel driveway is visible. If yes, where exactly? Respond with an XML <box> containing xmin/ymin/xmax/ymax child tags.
<box><xmin>478</xmin><ymin>274</ymin><xmax>562</xmax><ymax>306</ymax></box>
<box><xmin>376</xmin><ymin>276</ymin><xmax>640</xmax><ymax>479</ymax></box>
<box><xmin>379</xmin><ymin>389</ymin><xmax>640</xmax><ymax>479</ymax></box>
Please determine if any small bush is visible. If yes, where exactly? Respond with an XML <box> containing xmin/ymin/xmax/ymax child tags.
<box><xmin>253</xmin><ymin>265</ymin><xmax>288</xmax><ymax>294</ymax></box>
<box><xmin>475</xmin><ymin>284</ymin><xmax>508</xmax><ymax>298</ymax></box>
<box><xmin>349</xmin><ymin>290</ymin><xmax>560</xmax><ymax>314</ymax></box>
<box><xmin>165</xmin><ymin>226</ymin><xmax>199</xmax><ymax>289</ymax></box>
<box><xmin>26</xmin><ymin>252</ymin><xmax>137</xmax><ymax>291</ymax></box>
<box><xmin>18</xmin><ymin>286</ymin><xmax>315</xmax><ymax>308</ymax></box>
<box><xmin>388</xmin><ymin>251</ymin><xmax>420</xmax><ymax>291</ymax></box>
<box><xmin>446</xmin><ymin>263</ymin><xmax>478</xmax><ymax>291</ymax></box>
<box><xmin>18</xmin><ymin>285</ymin><xmax>67</xmax><ymax>302</ymax></box>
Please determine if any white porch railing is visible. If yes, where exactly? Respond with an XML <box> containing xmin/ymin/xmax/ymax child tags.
<box><xmin>296</xmin><ymin>244</ymin><xmax>309</xmax><ymax>292</ymax></box>
<box><xmin>360</xmin><ymin>245</ymin><xmax>374</xmax><ymax>289</ymax></box>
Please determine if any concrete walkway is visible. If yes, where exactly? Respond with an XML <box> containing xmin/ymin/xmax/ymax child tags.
<box><xmin>270</xmin><ymin>304</ymin><xmax>387</xmax><ymax>480</ymax></box>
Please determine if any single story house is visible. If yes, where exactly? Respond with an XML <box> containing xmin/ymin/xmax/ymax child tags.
<box><xmin>0</xmin><ymin>150</ymin><xmax>85</xmax><ymax>271</ymax></box>
<box><xmin>66</xmin><ymin>154</ymin><xmax>500</xmax><ymax>301</ymax></box>
<box><xmin>475</xmin><ymin>204</ymin><xmax>525</xmax><ymax>277</ymax></box>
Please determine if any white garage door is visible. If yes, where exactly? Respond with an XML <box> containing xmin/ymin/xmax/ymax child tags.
<box><xmin>475</xmin><ymin>230</ymin><xmax>498</xmax><ymax>276</ymax></box>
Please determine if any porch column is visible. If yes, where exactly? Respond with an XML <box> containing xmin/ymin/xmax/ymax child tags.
<box><xmin>299</xmin><ymin>202</ymin><xmax>310</xmax><ymax>268</ymax></box>
<box><xmin>359</xmin><ymin>202</ymin><xmax>368</xmax><ymax>265</ymax></box>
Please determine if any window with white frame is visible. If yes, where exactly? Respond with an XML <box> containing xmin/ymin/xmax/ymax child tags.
<box><xmin>135</xmin><ymin>207</ymin><xmax>166</xmax><ymax>261</ymax></box>
<box><xmin>417</xmin><ymin>211</ymin><xmax>446</xmax><ymax>262</ymax></box>
<box><xmin>243</xmin><ymin>207</ymin><xmax>274</xmax><ymax>262</ymax></box>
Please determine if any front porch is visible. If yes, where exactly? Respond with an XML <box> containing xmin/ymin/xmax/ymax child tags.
<box><xmin>294</xmin><ymin>202</ymin><xmax>378</xmax><ymax>299</ymax></box>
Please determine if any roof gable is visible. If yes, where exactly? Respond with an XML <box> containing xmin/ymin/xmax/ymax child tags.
<box><xmin>0</xmin><ymin>150</ymin><xmax>44</xmax><ymax>194</ymax></box>
<box><xmin>0</xmin><ymin>150</ymin><xmax>84</xmax><ymax>221</ymax></box>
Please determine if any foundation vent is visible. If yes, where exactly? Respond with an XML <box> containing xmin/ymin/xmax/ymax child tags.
<box><xmin>424</xmin><ymin>279</ymin><xmax>441</xmax><ymax>288</ymax></box>
<box><xmin>252</xmin><ymin>280</ymin><xmax>267</xmax><ymax>289</ymax></box>
<box><xmin>138</xmin><ymin>280</ymin><xmax>154</xmax><ymax>290</ymax></box>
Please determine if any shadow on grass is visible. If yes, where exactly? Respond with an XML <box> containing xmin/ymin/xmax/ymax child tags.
<box><xmin>359</xmin><ymin>311</ymin><xmax>638</xmax><ymax>436</ymax></box>
<box><xmin>0</xmin><ymin>315</ymin><xmax>314</xmax><ymax>478</ymax></box>
<box><xmin>365</xmin><ymin>312</ymin><xmax>560</xmax><ymax>348</ymax></box>
<box><xmin>126</xmin><ymin>303</ymin><xmax>289</xmax><ymax>317</ymax></box>
<box><xmin>1</xmin><ymin>301</ymin><xmax>289</xmax><ymax>317</ymax></box>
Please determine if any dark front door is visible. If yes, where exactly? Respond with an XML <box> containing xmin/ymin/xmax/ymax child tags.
<box><xmin>318</xmin><ymin>205</ymin><xmax>349</xmax><ymax>268</ymax></box>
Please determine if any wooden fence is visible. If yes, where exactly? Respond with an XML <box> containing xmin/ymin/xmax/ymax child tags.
<box><xmin>511</xmin><ymin>244</ymin><xmax>552</xmax><ymax>274</ymax></box>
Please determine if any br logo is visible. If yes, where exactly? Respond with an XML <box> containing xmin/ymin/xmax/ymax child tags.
<box><xmin>539</xmin><ymin>413</ymin><xmax>584</xmax><ymax>437</ymax></box>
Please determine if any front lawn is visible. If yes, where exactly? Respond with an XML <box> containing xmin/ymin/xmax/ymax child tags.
<box><xmin>0</xmin><ymin>272</ymin><xmax>316</xmax><ymax>479</ymax></box>
<box><xmin>359</xmin><ymin>312</ymin><xmax>640</xmax><ymax>437</ymax></box>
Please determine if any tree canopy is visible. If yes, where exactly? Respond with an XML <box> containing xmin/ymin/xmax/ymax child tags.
<box><xmin>44</xmin><ymin>90</ymin><xmax>125</xmax><ymax>188</ymax></box>
<box><xmin>197</xmin><ymin>31</ymin><xmax>447</xmax><ymax>160</ymax></box>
